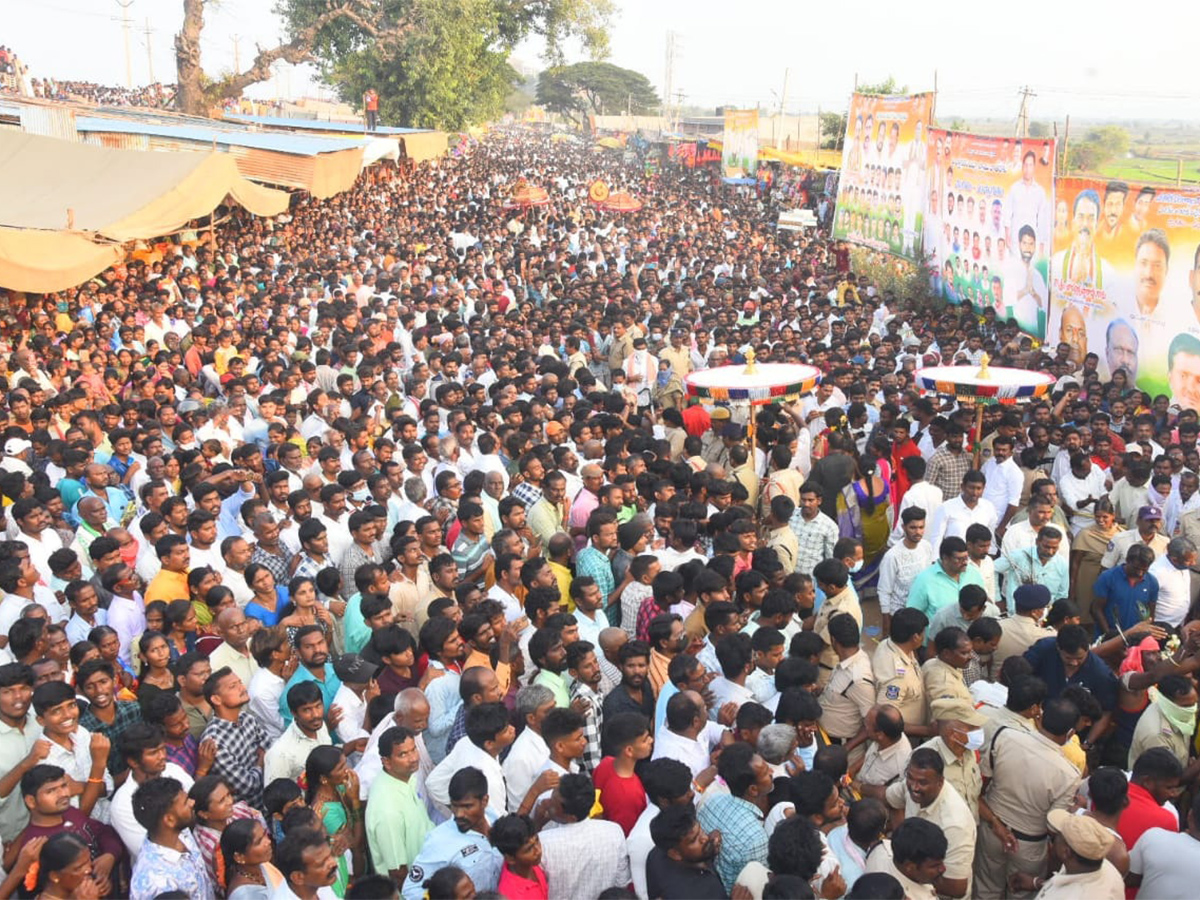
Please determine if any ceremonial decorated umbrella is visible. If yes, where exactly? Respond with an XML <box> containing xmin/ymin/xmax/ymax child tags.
<box><xmin>505</xmin><ymin>180</ymin><xmax>550</xmax><ymax>209</ymax></box>
<box><xmin>685</xmin><ymin>349</ymin><xmax>823</xmax><ymax>448</ymax></box>
<box><xmin>914</xmin><ymin>354</ymin><xmax>1055</xmax><ymax>465</ymax></box>
<box><xmin>588</xmin><ymin>179</ymin><xmax>611</xmax><ymax>204</ymax></box>
<box><xmin>599</xmin><ymin>191</ymin><xmax>643</xmax><ymax>213</ymax></box>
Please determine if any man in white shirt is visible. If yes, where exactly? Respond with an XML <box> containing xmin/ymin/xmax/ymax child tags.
<box><xmin>264</xmin><ymin>681</ymin><xmax>334</xmax><ymax>784</ymax></box>
<box><xmin>981</xmin><ymin>436</ymin><xmax>1023</xmax><ymax>539</ymax></box>
<box><xmin>651</xmin><ymin>690</ymin><xmax>726</xmax><ymax>778</ymax></box>
<box><xmin>110</xmin><ymin>723</ymin><xmax>195</xmax><ymax>860</ymax></box>
<box><xmin>928</xmin><ymin>471</ymin><xmax>997</xmax><ymax>550</ymax></box>
<box><xmin>425</xmin><ymin>701</ymin><xmax>513</xmax><ymax>819</ymax></box>
<box><xmin>889</xmin><ymin>459</ymin><xmax>943</xmax><ymax>547</ymax></box>
<box><xmin>1148</xmin><ymin>538</ymin><xmax>1197</xmax><ymax>627</ymax></box>
<box><xmin>247</xmin><ymin>627</ymin><xmax>291</xmax><ymax>742</ymax></box>
<box><xmin>502</xmin><ymin>685</ymin><xmax>555</xmax><ymax>812</ymax></box>
<box><xmin>207</xmin><ymin>609</ymin><xmax>259</xmax><ymax>690</ymax></box>
<box><xmin>1059</xmin><ymin>452</ymin><xmax>1111</xmax><ymax>537</ymax></box>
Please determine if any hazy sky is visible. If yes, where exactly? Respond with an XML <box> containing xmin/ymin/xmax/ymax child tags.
<box><xmin>5</xmin><ymin>0</ymin><xmax>1199</xmax><ymax>123</ymax></box>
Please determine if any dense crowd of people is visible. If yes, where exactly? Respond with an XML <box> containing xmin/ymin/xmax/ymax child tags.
<box><xmin>30</xmin><ymin>79</ymin><xmax>177</xmax><ymax>109</ymax></box>
<box><xmin>0</xmin><ymin>127</ymin><xmax>1197</xmax><ymax>900</ymax></box>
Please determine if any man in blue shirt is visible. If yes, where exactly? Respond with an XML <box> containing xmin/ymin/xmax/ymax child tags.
<box><xmin>402</xmin><ymin>767</ymin><xmax>501</xmax><ymax>900</ymax></box>
<box><xmin>1092</xmin><ymin>543</ymin><xmax>1157</xmax><ymax>632</ymax></box>
<box><xmin>1023</xmin><ymin>624</ymin><xmax>1118</xmax><ymax>713</ymax></box>
<box><xmin>280</xmin><ymin>625</ymin><xmax>342</xmax><ymax>726</ymax></box>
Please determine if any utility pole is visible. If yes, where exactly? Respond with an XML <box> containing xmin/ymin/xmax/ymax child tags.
<box><xmin>1016</xmin><ymin>85</ymin><xmax>1036</xmax><ymax>138</ymax></box>
<box><xmin>816</xmin><ymin>104</ymin><xmax>822</xmax><ymax>153</ymax></box>
<box><xmin>232</xmin><ymin>35</ymin><xmax>242</xmax><ymax>73</ymax></box>
<box><xmin>143</xmin><ymin>19</ymin><xmax>155</xmax><ymax>83</ymax></box>
<box><xmin>932</xmin><ymin>69</ymin><xmax>938</xmax><ymax>124</ymax></box>
<box><xmin>775</xmin><ymin>67</ymin><xmax>790</xmax><ymax>150</ymax></box>
<box><xmin>663</xmin><ymin>31</ymin><xmax>677</xmax><ymax>130</ymax></box>
<box><xmin>1061</xmin><ymin>114</ymin><xmax>1070</xmax><ymax>173</ymax></box>
<box><xmin>115</xmin><ymin>0</ymin><xmax>134</xmax><ymax>88</ymax></box>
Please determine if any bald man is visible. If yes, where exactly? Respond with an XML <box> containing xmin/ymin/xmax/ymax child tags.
<box><xmin>209</xmin><ymin>608</ymin><xmax>259</xmax><ymax>688</ymax></box>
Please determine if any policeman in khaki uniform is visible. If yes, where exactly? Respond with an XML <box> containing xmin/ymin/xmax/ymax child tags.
<box><xmin>1127</xmin><ymin>684</ymin><xmax>1193</xmax><ymax>770</ymax></box>
<box><xmin>818</xmin><ymin>611</ymin><xmax>875</xmax><ymax>765</ymax></box>
<box><xmin>993</xmin><ymin>584</ymin><xmax>1055</xmax><ymax>671</ymax></box>
<box><xmin>872</xmin><ymin>608</ymin><xmax>929</xmax><ymax>737</ymax></box>
<box><xmin>883</xmin><ymin>746</ymin><xmax>978</xmax><ymax>899</ymax></box>
<box><xmin>976</xmin><ymin>695</ymin><xmax>1082</xmax><ymax>899</ymax></box>
<box><xmin>921</xmin><ymin>626</ymin><xmax>975</xmax><ymax>710</ymax></box>
<box><xmin>813</xmin><ymin>561</ymin><xmax>864</xmax><ymax>689</ymax></box>
<box><xmin>924</xmin><ymin>697</ymin><xmax>985</xmax><ymax>821</ymax></box>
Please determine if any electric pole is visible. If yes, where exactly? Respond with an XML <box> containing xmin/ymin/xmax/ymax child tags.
<box><xmin>144</xmin><ymin>18</ymin><xmax>155</xmax><ymax>83</ymax></box>
<box><xmin>232</xmin><ymin>35</ymin><xmax>242</xmax><ymax>74</ymax></box>
<box><xmin>115</xmin><ymin>0</ymin><xmax>134</xmax><ymax>88</ymax></box>
<box><xmin>1016</xmin><ymin>85</ymin><xmax>1036</xmax><ymax>138</ymax></box>
<box><xmin>776</xmin><ymin>67</ymin><xmax>790</xmax><ymax>149</ymax></box>
<box><xmin>663</xmin><ymin>31</ymin><xmax>677</xmax><ymax>128</ymax></box>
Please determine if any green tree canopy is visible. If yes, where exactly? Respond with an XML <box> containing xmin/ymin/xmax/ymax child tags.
<box><xmin>174</xmin><ymin>0</ymin><xmax>612</xmax><ymax>124</ymax></box>
<box><xmin>1068</xmin><ymin>126</ymin><xmax>1130</xmax><ymax>173</ymax></box>
<box><xmin>535</xmin><ymin>61</ymin><xmax>660</xmax><ymax>126</ymax></box>
<box><xmin>819</xmin><ymin>112</ymin><xmax>846</xmax><ymax>149</ymax></box>
<box><xmin>856</xmin><ymin>76</ymin><xmax>908</xmax><ymax>96</ymax></box>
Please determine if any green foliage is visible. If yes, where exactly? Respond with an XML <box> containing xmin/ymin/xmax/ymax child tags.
<box><xmin>850</xmin><ymin>248</ymin><xmax>945</xmax><ymax>315</ymax></box>
<box><xmin>1028</xmin><ymin>121</ymin><xmax>1050</xmax><ymax>138</ymax></box>
<box><xmin>282</xmin><ymin>0</ymin><xmax>613</xmax><ymax>130</ymax></box>
<box><xmin>1067</xmin><ymin>125</ymin><xmax>1131</xmax><ymax>174</ymax></box>
<box><xmin>322</xmin><ymin>0</ymin><xmax>517</xmax><ymax>130</ymax></box>
<box><xmin>856</xmin><ymin>76</ymin><xmax>908</xmax><ymax>97</ymax></box>
<box><xmin>819</xmin><ymin>112</ymin><xmax>846</xmax><ymax>150</ymax></box>
<box><xmin>535</xmin><ymin>61</ymin><xmax>660</xmax><ymax>125</ymax></box>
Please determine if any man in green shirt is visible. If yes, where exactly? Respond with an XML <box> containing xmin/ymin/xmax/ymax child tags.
<box><xmin>906</xmin><ymin>536</ymin><xmax>985</xmax><ymax>624</ymax></box>
<box><xmin>367</xmin><ymin>725</ymin><xmax>433</xmax><ymax>885</ymax></box>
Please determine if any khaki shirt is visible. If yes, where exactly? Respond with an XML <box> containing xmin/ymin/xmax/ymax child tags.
<box><xmin>872</xmin><ymin>639</ymin><xmax>927</xmax><ymax>728</ymax></box>
<box><xmin>1128</xmin><ymin>701</ymin><xmax>1190</xmax><ymax>769</ymax></box>
<box><xmin>859</xmin><ymin>735</ymin><xmax>912</xmax><ymax>788</ymax></box>
<box><xmin>765</xmin><ymin>525</ymin><xmax>798</xmax><ymax>574</ymax></box>
<box><xmin>660</xmin><ymin>346</ymin><xmax>692</xmax><ymax>380</ymax></box>
<box><xmin>1033</xmin><ymin>860</ymin><xmax>1125</xmax><ymax>900</ymax></box>
<box><xmin>819</xmin><ymin>649</ymin><xmax>875</xmax><ymax>740</ymax></box>
<box><xmin>924</xmin><ymin>735</ymin><xmax>982</xmax><ymax>818</ymax></box>
<box><xmin>1100</xmin><ymin>528</ymin><xmax>1170</xmax><ymax>570</ymax></box>
<box><xmin>731</xmin><ymin>463</ymin><xmax>760</xmax><ymax>509</ymax></box>
<box><xmin>815</xmin><ymin>589</ymin><xmax>864</xmax><ymax>680</ymax></box>
<box><xmin>982</xmin><ymin>726</ymin><xmax>1080</xmax><ymax>835</ymax></box>
<box><xmin>922</xmin><ymin>657</ymin><xmax>974</xmax><ymax>710</ymax></box>
<box><xmin>700</xmin><ymin>434</ymin><xmax>730</xmax><ymax>468</ymax></box>
<box><xmin>885</xmin><ymin>780</ymin><xmax>977</xmax><ymax>886</ymax></box>
<box><xmin>608</xmin><ymin>333</ymin><xmax>633</xmax><ymax>371</ymax></box>
<box><xmin>994</xmin><ymin>615</ymin><xmax>1055</xmax><ymax>671</ymax></box>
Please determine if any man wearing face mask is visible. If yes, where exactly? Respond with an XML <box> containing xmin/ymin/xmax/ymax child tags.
<box><xmin>924</xmin><ymin>697</ymin><xmax>985</xmax><ymax>819</ymax></box>
<box><xmin>1129</xmin><ymin>675</ymin><xmax>1200</xmax><ymax>779</ymax></box>
<box><xmin>975</xmin><ymin>696</ymin><xmax>1082</xmax><ymax>898</ymax></box>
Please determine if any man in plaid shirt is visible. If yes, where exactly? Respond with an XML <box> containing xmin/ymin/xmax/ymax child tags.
<box><xmin>789</xmin><ymin>486</ymin><xmax>840</xmax><ymax>576</ymax></box>
<box><xmin>566</xmin><ymin>640</ymin><xmax>605</xmax><ymax>773</ymax></box>
<box><xmin>200</xmin><ymin>666</ymin><xmax>270</xmax><ymax>808</ymax></box>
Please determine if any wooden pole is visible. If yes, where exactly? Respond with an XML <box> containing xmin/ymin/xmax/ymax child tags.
<box><xmin>1179</xmin><ymin>158</ymin><xmax>1184</xmax><ymax>187</ymax></box>
<box><xmin>973</xmin><ymin>402</ymin><xmax>984</xmax><ymax>470</ymax></box>
<box><xmin>1061</xmin><ymin>115</ymin><xmax>1070</xmax><ymax>173</ymax></box>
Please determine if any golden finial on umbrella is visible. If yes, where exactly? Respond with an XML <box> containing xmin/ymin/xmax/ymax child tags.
<box><xmin>743</xmin><ymin>347</ymin><xmax>758</xmax><ymax>375</ymax></box>
<box><xmin>977</xmin><ymin>352</ymin><xmax>990</xmax><ymax>380</ymax></box>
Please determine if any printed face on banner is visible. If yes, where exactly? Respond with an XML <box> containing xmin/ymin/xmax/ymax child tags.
<box><xmin>1048</xmin><ymin>178</ymin><xmax>1200</xmax><ymax>411</ymax></box>
<box><xmin>924</xmin><ymin>130</ymin><xmax>1056</xmax><ymax>341</ymax></box>
<box><xmin>832</xmin><ymin>93</ymin><xmax>934</xmax><ymax>262</ymax></box>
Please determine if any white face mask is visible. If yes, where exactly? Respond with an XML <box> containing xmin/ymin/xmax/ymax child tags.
<box><xmin>849</xmin><ymin>560</ymin><xmax>864</xmax><ymax>573</ymax></box>
<box><xmin>964</xmin><ymin>729</ymin><xmax>985</xmax><ymax>752</ymax></box>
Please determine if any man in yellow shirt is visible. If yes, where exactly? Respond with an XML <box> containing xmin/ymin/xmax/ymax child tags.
<box><xmin>143</xmin><ymin>534</ymin><xmax>191</xmax><ymax>605</ymax></box>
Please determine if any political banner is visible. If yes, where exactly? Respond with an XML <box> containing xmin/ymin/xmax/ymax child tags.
<box><xmin>925</xmin><ymin>130</ymin><xmax>1056</xmax><ymax>341</ymax></box>
<box><xmin>1048</xmin><ymin>178</ymin><xmax>1200</xmax><ymax>410</ymax></box>
<box><xmin>832</xmin><ymin>92</ymin><xmax>933</xmax><ymax>261</ymax></box>
<box><xmin>722</xmin><ymin>109</ymin><xmax>759</xmax><ymax>178</ymax></box>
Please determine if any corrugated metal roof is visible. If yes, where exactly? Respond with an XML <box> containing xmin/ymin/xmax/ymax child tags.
<box><xmin>75</xmin><ymin>115</ymin><xmax>362</xmax><ymax>156</ymax></box>
<box><xmin>225</xmin><ymin>113</ymin><xmax>431</xmax><ymax>135</ymax></box>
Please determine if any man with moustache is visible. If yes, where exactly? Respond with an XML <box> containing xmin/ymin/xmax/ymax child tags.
<box><xmin>1105</xmin><ymin>319</ymin><xmax>1140</xmax><ymax>383</ymax></box>
<box><xmin>1052</xmin><ymin>190</ymin><xmax>1114</xmax><ymax>293</ymax></box>
<box><xmin>275</xmin><ymin>827</ymin><xmax>344</xmax><ymax>900</ymax></box>
<box><xmin>1169</xmin><ymin>333</ymin><xmax>1200</xmax><ymax>415</ymax></box>
<box><xmin>1098</xmin><ymin>181</ymin><xmax>1129</xmax><ymax>246</ymax></box>
<box><xmin>1005</xmin><ymin>225</ymin><xmax>1047</xmax><ymax>337</ymax></box>
<box><xmin>128</xmin><ymin>777</ymin><xmax>213</xmax><ymax>900</ymax></box>
<box><xmin>1132</xmin><ymin>229</ymin><xmax>1170</xmax><ymax>318</ymax></box>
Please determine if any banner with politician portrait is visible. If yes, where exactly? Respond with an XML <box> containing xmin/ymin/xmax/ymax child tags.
<box><xmin>832</xmin><ymin>92</ymin><xmax>933</xmax><ymax>262</ymax></box>
<box><xmin>722</xmin><ymin>109</ymin><xmax>759</xmax><ymax>178</ymax></box>
<box><xmin>1048</xmin><ymin>177</ymin><xmax>1200</xmax><ymax>413</ymax></box>
<box><xmin>924</xmin><ymin>129</ymin><xmax>1056</xmax><ymax>341</ymax></box>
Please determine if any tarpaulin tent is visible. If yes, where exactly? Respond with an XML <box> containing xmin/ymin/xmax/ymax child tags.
<box><xmin>0</xmin><ymin>130</ymin><xmax>289</xmax><ymax>292</ymax></box>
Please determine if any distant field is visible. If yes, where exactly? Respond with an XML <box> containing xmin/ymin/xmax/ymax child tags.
<box><xmin>1096</xmin><ymin>156</ymin><xmax>1200</xmax><ymax>185</ymax></box>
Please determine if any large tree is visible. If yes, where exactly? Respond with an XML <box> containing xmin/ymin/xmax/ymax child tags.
<box><xmin>535</xmin><ymin>61</ymin><xmax>659</xmax><ymax>126</ymax></box>
<box><xmin>174</xmin><ymin>0</ymin><xmax>612</xmax><ymax>121</ymax></box>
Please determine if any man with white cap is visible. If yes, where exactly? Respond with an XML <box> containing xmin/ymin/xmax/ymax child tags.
<box><xmin>1008</xmin><ymin>808</ymin><xmax>1123</xmax><ymax>899</ymax></box>
<box><xmin>0</xmin><ymin>437</ymin><xmax>32</xmax><ymax>476</ymax></box>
